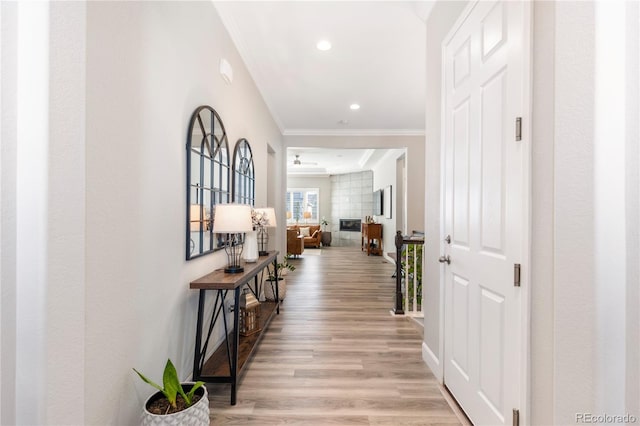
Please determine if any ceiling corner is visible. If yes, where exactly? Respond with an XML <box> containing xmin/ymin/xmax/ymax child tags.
<box><xmin>413</xmin><ymin>1</ymin><xmax>436</xmax><ymax>22</ymax></box>
<box><xmin>214</xmin><ymin>2</ymin><xmax>286</xmax><ymax>134</ymax></box>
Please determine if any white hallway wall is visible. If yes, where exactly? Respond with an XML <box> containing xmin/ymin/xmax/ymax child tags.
<box><xmin>1</xmin><ymin>2</ymin><xmax>88</xmax><ymax>424</ymax></box>
<box><xmin>2</xmin><ymin>2</ymin><xmax>283</xmax><ymax>424</ymax></box>
<box><xmin>85</xmin><ymin>2</ymin><xmax>283</xmax><ymax>424</ymax></box>
<box><xmin>424</xmin><ymin>1</ymin><xmax>640</xmax><ymax>424</ymax></box>
<box><xmin>372</xmin><ymin>149</ymin><xmax>406</xmax><ymax>258</ymax></box>
<box><xmin>531</xmin><ymin>2</ymin><xmax>639</xmax><ymax>422</ymax></box>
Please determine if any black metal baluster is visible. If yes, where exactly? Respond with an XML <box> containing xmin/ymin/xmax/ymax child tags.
<box><xmin>394</xmin><ymin>231</ymin><xmax>404</xmax><ymax>315</ymax></box>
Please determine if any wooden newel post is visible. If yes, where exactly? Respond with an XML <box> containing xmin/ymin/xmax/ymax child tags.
<box><xmin>393</xmin><ymin>230</ymin><xmax>404</xmax><ymax>315</ymax></box>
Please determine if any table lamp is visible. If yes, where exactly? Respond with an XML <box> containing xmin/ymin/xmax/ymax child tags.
<box><xmin>213</xmin><ymin>204</ymin><xmax>253</xmax><ymax>273</ymax></box>
<box><xmin>254</xmin><ymin>207</ymin><xmax>277</xmax><ymax>256</ymax></box>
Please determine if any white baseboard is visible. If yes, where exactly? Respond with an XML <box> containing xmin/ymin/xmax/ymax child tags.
<box><xmin>410</xmin><ymin>316</ymin><xmax>424</xmax><ymax>328</ymax></box>
<box><xmin>383</xmin><ymin>252</ymin><xmax>395</xmax><ymax>264</ymax></box>
<box><xmin>422</xmin><ymin>341</ymin><xmax>443</xmax><ymax>383</ymax></box>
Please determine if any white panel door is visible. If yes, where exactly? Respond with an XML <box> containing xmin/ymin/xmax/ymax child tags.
<box><xmin>442</xmin><ymin>1</ymin><xmax>529</xmax><ymax>425</ymax></box>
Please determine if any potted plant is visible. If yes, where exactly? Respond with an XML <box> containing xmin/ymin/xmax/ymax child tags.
<box><xmin>320</xmin><ymin>217</ymin><xmax>331</xmax><ymax>247</ymax></box>
<box><xmin>279</xmin><ymin>254</ymin><xmax>295</xmax><ymax>276</ymax></box>
<box><xmin>264</xmin><ymin>255</ymin><xmax>295</xmax><ymax>301</ymax></box>
<box><xmin>133</xmin><ymin>359</ymin><xmax>209</xmax><ymax>426</ymax></box>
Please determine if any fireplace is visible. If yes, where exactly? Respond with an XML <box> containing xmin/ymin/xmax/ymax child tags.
<box><xmin>339</xmin><ymin>219</ymin><xmax>362</xmax><ymax>232</ymax></box>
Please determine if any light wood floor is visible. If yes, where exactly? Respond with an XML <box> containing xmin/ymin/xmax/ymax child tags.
<box><xmin>208</xmin><ymin>246</ymin><xmax>464</xmax><ymax>425</ymax></box>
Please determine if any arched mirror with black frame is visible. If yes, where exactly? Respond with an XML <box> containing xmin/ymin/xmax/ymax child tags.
<box><xmin>232</xmin><ymin>138</ymin><xmax>255</xmax><ymax>206</ymax></box>
<box><xmin>186</xmin><ymin>105</ymin><xmax>231</xmax><ymax>260</ymax></box>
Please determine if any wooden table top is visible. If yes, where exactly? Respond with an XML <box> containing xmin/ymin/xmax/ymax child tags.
<box><xmin>190</xmin><ymin>251</ymin><xmax>279</xmax><ymax>290</ymax></box>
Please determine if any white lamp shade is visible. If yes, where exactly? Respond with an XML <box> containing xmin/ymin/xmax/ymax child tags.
<box><xmin>254</xmin><ymin>207</ymin><xmax>277</xmax><ymax>227</ymax></box>
<box><xmin>213</xmin><ymin>204</ymin><xmax>253</xmax><ymax>233</ymax></box>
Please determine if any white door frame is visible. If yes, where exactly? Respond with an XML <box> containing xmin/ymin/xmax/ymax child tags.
<box><xmin>437</xmin><ymin>1</ymin><xmax>532</xmax><ymax>423</ymax></box>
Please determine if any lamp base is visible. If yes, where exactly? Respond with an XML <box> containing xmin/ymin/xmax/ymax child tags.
<box><xmin>224</xmin><ymin>265</ymin><xmax>244</xmax><ymax>274</ymax></box>
<box><xmin>259</xmin><ymin>251</ymin><xmax>269</xmax><ymax>256</ymax></box>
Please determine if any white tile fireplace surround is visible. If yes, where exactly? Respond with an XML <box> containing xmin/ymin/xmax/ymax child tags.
<box><xmin>330</xmin><ymin>171</ymin><xmax>373</xmax><ymax>246</ymax></box>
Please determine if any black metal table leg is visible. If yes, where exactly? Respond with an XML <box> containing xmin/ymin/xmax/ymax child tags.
<box><xmin>193</xmin><ymin>289</ymin><xmax>206</xmax><ymax>379</ymax></box>
<box><xmin>230</xmin><ymin>287</ymin><xmax>241</xmax><ymax>405</ymax></box>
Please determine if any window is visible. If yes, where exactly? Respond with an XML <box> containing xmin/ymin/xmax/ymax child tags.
<box><xmin>286</xmin><ymin>188</ymin><xmax>319</xmax><ymax>223</ymax></box>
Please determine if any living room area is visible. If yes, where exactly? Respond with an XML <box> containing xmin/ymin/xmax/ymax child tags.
<box><xmin>284</xmin><ymin>146</ymin><xmax>425</xmax><ymax>262</ymax></box>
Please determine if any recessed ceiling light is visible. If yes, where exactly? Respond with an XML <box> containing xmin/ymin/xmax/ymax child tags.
<box><xmin>350</xmin><ymin>104</ymin><xmax>360</xmax><ymax>110</ymax></box>
<box><xmin>316</xmin><ymin>40</ymin><xmax>332</xmax><ymax>51</ymax></box>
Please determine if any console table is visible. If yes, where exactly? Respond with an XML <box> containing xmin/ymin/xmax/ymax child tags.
<box><xmin>190</xmin><ymin>251</ymin><xmax>279</xmax><ymax>405</ymax></box>
<box><xmin>361</xmin><ymin>223</ymin><xmax>383</xmax><ymax>256</ymax></box>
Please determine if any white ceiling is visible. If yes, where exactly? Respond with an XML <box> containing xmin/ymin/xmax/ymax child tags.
<box><xmin>287</xmin><ymin>147</ymin><xmax>396</xmax><ymax>176</ymax></box>
<box><xmin>215</xmin><ymin>1</ymin><xmax>431</xmax><ymax>136</ymax></box>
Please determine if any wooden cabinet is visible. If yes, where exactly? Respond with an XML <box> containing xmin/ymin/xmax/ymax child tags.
<box><xmin>361</xmin><ymin>223</ymin><xmax>383</xmax><ymax>256</ymax></box>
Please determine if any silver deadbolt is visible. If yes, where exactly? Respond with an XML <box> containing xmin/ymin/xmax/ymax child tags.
<box><xmin>444</xmin><ymin>235</ymin><xmax>451</xmax><ymax>244</ymax></box>
<box><xmin>438</xmin><ymin>255</ymin><xmax>451</xmax><ymax>265</ymax></box>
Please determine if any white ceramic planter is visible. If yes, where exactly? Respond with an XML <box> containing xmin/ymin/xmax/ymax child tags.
<box><xmin>141</xmin><ymin>383</ymin><xmax>209</xmax><ymax>426</ymax></box>
<box><xmin>264</xmin><ymin>278</ymin><xmax>286</xmax><ymax>301</ymax></box>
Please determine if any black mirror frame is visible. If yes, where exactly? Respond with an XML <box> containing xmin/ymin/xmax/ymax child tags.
<box><xmin>231</xmin><ymin>138</ymin><xmax>255</xmax><ymax>206</ymax></box>
<box><xmin>186</xmin><ymin>105</ymin><xmax>231</xmax><ymax>260</ymax></box>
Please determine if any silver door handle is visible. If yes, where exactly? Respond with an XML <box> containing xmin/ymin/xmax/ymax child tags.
<box><xmin>438</xmin><ymin>255</ymin><xmax>451</xmax><ymax>265</ymax></box>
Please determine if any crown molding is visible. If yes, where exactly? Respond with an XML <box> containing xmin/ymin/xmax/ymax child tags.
<box><xmin>358</xmin><ymin>149</ymin><xmax>375</xmax><ymax>168</ymax></box>
<box><xmin>287</xmin><ymin>172</ymin><xmax>331</xmax><ymax>178</ymax></box>
<box><xmin>282</xmin><ymin>129</ymin><xmax>426</xmax><ymax>137</ymax></box>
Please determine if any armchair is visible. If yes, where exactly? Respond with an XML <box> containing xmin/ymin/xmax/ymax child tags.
<box><xmin>288</xmin><ymin>225</ymin><xmax>322</xmax><ymax>248</ymax></box>
<box><xmin>286</xmin><ymin>229</ymin><xmax>304</xmax><ymax>257</ymax></box>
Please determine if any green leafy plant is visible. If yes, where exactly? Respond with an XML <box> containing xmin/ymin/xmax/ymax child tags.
<box><xmin>281</xmin><ymin>254</ymin><xmax>296</xmax><ymax>271</ymax></box>
<box><xmin>268</xmin><ymin>254</ymin><xmax>296</xmax><ymax>280</ymax></box>
<box><xmin>133</xmin><ymin>359</ymin><xmax>205</xmax><ymax>410</ymax></box>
